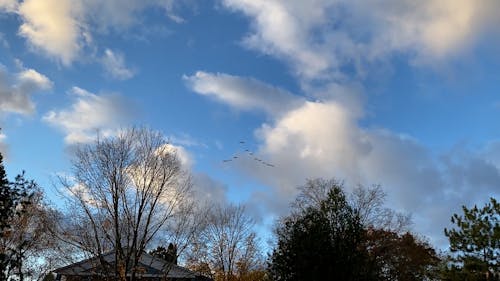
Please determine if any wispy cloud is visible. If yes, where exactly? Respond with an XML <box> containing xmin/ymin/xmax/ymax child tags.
<box><xmin>184</xmin><ymin>71</ymin><xmax>304</xmax><ymax>116</ymax></box>
<box><xmin>81</xmin><ymin>0</ymin><xmax>185</xmax><ymax>32</ymax></box>
<box><xmin>169</xmin><ymin>133</ymin><xmax>207</xmax><ymax>149</ymax></box>
<box><xmin>43</xmin><ymin>87</ymin><xmax>132</xmax><ymax>144</ymax></box>
<box><xmin>223</xmin><ymin>0</ymin><xmax>332</xmax><ymax>80</ymax></box>
<box><xmin>101</xmin><ymin>48</ymin><xmax>135</xmax><ymax>80</ymax></box>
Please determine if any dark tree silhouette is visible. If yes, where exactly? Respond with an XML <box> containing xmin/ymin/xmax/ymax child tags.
<box><xmin>150</xmin><ymin>243</ymin><xmax>178</xmax><ymax>264</ymax></box>
<box><xmin>269</xmin><ymin>178</ymin><xmax>441</xmax><ymax>281</ymax></box>
<box><xmin>365</xmin><ymin>228</ymin><xmax>440</xmax><ymax>281</ymax></box>
<box><xmin>0</xmin><ymin>153</ymin><xmax>38</xmax><ymax>280</ymax></box>
<box><xmin>0</xmin><ymin>152</ymin><xmax>13</xmax><ymax>230</ymax></box>
<box><xmin>268</xmin><ymin>180</ymin><xmax>376</xmax><ymax>281</ymax></box>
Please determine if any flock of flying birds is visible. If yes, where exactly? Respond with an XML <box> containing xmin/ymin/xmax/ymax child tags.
<box><xmin>222</xmin><ymin>141</ymin><xmax>275</xmax><ymax>168</ymax></box>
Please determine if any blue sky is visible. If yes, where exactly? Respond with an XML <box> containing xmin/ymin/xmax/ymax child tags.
<box><xmin>1</xmin><ymin>0</ymin><xmax>500</xmax><ymax>248</ymax></box>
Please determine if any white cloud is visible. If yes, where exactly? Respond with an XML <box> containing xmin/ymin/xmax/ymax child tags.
<box><xmin>223</xmin><ymin>0</ymin><xmax>330</xmax><ymax>80</ymax></box>
<box><xmin>184</xmin><ymin>71</ymin><xmax>304</xmax><ymax>116</ymax></box>
<box><xmin>364</xmin><ymin>0</ymin><xmax>498</xmax><ymax>61</ymax></box>
<box><xmin>169</xmin><ymin>133</ymin><xmax>207</xmax><ymax>148</ymax></box>
<box><xmin>222</xmin><ymin>0</ymin><xmax>500</xmax><ymax>81</ymax></box>
<box><xmin>160</xmin><ymin>143</ymin><xmax>193</xmax><ymax>169</ymax></box>
<box><xmin>0</xmin><ymin>64</ymin><xmax>51</xmax><ymax>159</ymax></box>
<box><xmin>0</xmin><ymin>65</ymin><xmax>52</xmax><ymax>115</ymax></box>
<box><xmin>17</xmin><ymin>0</ymin><xmax>85</xmax><ymax>65</ymax></box>
<box><xmin>43</xmin><ymin>87</ymin><xmax>132</xmax><ymax>144</ymax></box>
<box><xmin>159</xmin><ymin>0</ymin><xmax>187</xmax><ymax>23</ymax></box>
<box><xmin>7</xmin><ymin>0</ymin><xmax>497</xmax><ymax>72</ymax></box>
<box><xmin>16</xmin><ymin>68</ymin><xmax>53</xmax><ymax>91</ymax></box>
<box><xmin>101</xmin><ymin>49</ymin><xmax>135</xmax><ymax>80</ymax></box>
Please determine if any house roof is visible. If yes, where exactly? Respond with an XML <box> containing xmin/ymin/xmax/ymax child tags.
<box><xmin>54</xmin><ymin>249</ymin><xmax>201</xmax><ymax>279</ymax></box>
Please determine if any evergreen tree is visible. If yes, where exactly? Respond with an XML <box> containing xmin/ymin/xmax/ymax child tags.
<box><xmin>269</xmin><ymin>179</ymin><xmax>441</xmax><ymax>281</ymax></box>
<box><xmin>268</xmin><ymin>181</ymin><xmax>376</xmax><ymax>281</ymax></box>
<box><xmin>0</xmin><ymin>153</ymin><xmax>12</xmax><ymax>231</ymax></box>
<box><xmin>0</xmin><ymin>154</ymin><xmax>32</xmax><ymax>233</ymax></box>
<box><xmin>0</xmin><ymin>152</ymin><xmax>11</xmax><ymax>280</ymax></box>
<box><xmin>0</xmin><ymin>152</ymin><xmax>36</xmax><ymax>281</ymax></box>
<box><xmin>443</xmin><ymin>198</ymin><xmax>500</xmax><ymax>280</ymax></box>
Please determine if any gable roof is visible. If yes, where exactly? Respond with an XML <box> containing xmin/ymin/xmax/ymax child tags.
<box><xmin>54</xmin><ymin>249</ymin><xmax>199</xmax><ymax>279</ymax></box>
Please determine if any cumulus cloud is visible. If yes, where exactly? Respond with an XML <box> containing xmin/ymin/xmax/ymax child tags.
<box><xmin>0</xmin><ymin>65</ymin><xmax>52</xmax><ymax>115</ymax></box>
<box><xmin>101</xmin><ymin>49</ymin><xmax>135</xmax><ymax>80</ymax></box>
<box><xmin>17</xmin><ymin>0</ymin><xmax>84</xmax><ymax>65</ymax></box>
<box><xmin>222</xmin><ymin>0</ymin><xmax>500</xmax><ymax>81</ymax></box>
<box><xmin>43</xmin><ymin>87</ymin><xmax>132</xmax><ymax>144</ymax></box>
<box><xmin>184</xmin><ymin>71</ymin><xmax>304</xmax><ymax>116</ymax></box>
<box><xmin>241</xmin><ymin>101</ymin><xmax>443</xmax><ymax>215</ymax></box>
<box><xmin>0</xmin><ymin>64</ymin><xmax>51</xmax><ymax>158</ymax></box>
<box><xmin>362</xmin><ymin>0</ymin><xmax>500</xmax><ymax>61</ymax></box>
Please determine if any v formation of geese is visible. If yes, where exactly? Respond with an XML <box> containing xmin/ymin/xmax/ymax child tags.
<box><xmin>222</xmin><ymin>141</ymin><xmax>275</xmax><ymax>167</ymax></box>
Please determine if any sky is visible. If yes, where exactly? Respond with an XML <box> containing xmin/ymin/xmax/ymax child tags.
<box><xmin>0</xmin><ymin>0</ymin><xmax>500</xmax><ymax>249</ymax></box>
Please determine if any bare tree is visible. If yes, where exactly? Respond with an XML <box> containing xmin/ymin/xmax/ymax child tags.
<box><xmin>187</xmin><ymin>204</ymin><xmax>261</xmax><ymax>281</ymax></box>
<box><xmin>291</xmin><ymin>178</ymin><xmax>410</xmax><ymax>232</ymax></box>
<box><xmin>54</xmin><ymin>128</ymin><xmax>195</xmax><ymax>280</ymax></box>
<box><xmin>291</xmin><ymin>178</ymin><xmax>341</xmax><ymax>213</ymax></box>
<box><xmin>350</xmin><ymin>184</ymin><xmax>411</xmax><ymax>233</ymax></box>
